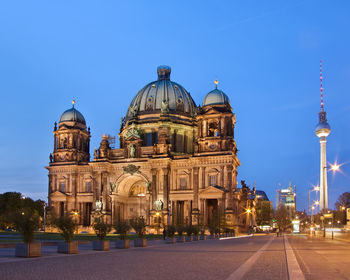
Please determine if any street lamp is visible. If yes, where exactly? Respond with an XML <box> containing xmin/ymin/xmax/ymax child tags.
<box><xmin>43</xmin><ymin>202</ymin><xmax>47</xmax><ymax>232</ymax></box>
<box><xmin>308</xmin><ymin>185</ymin><xmax>320</xmax><ymax>216</ymax></box>
<box><xmin>245</xmin><ymin>208</ymin><xmax>252</xmax><ymax>233</ymax></box>
<box><xmin>330</xmin><ymin>163</ymin><xmax>340</xmax><ymax>173</ymax></box>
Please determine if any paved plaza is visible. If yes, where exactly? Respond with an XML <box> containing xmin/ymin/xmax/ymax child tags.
<box><xmin>1</xmin><ymin>235</ymin><xmax>350</xmax><ymax>280</ymax></box>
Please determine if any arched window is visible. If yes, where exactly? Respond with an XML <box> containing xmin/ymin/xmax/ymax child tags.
<box><xmin>129</xmin><ymin>181</ymin><xmax>146</xmax><ymax>196</ymax></box>
<box><xmin>208</xmin><ymin>122</ymin><xmax>218</xmax><ymax>137</ymax></box>
<box><xmin>59</xmin><ymin>182</ymin><xmax>65</xmax><ymax>192</ymax></box>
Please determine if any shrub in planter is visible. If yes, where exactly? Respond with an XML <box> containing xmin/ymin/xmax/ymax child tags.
<box><xmin>166</xmin><ymin>225</ymin><xmax>176</xmax><ymax>244</ymax></box>
<box><xmin>176</xmin><ymin>225</ymin><xmax>185</xmax><ymax>242</ymax></box>
<box><xmin>130</xmin><ymin>217</ymin><xmax>147</xmax><ymax>247</ymax></box>
<box><xmin>12</xmin><ymin>210</ymin><xmax>41</xmax><ymax>257</ymax></box>
<box><xmin>192</xmin><ymin>226</ymin><xmax>199</xmax><ymax>241</ymax></box>
<box><xmin>53</xmin><ymin>215</ymin><xmax>78</xmax><ymax>254</ymax></box>
<box><xmin>199</xmin><ymin>227</ymin><xmax>206</xmax><ymax>240</ymax></box>
<box><xmin>93</xmin><ymin>219</ymin><xmax>111</xmax><ymax>251</ymax></box>
<box><xmin>185</xmin><ymin>225</ymin><xmax>193</xmax><ymax>242</ymax></box>
<box><xmin>114</xmin><ymin>219</ymin><xmax>131</xmax><ymax>249</ymax></box>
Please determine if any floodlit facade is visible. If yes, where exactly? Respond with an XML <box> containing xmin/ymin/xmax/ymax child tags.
<box><xmin>46</xmin><ymin>66</ymin><xmax>256</xmax><ymax>231</ymax></box>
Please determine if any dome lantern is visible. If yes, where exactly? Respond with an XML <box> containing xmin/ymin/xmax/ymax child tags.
<box><xmin>157</xmin><ymin>65</ymin><xmax>171</xmax><ymax>80</ymax></box>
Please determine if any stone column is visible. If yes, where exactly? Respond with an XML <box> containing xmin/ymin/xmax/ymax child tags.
<box><xmin>151</xmin><ymin>168</ymin><xmax>157</xmax><ymax>210</ymax></box>
<box><xmin>221</xmin><ymin>118</ymin><xmax>225</xmax><ymax>135</ymax></box>
<box><xmin>218</xmin><ymin>198</ymin><xmax>223</xmax><ymax>212</ymax></box>
<box><xmin>193</xmin><ymin>167</ymin><xmax>199</xmax><ymax>210</ymax></box>
<box><xmin>203</xmin><ymin>120</ymin><xmax>207</xmax><ymax>137</ymax></box>
<box><xmin>204</xmin><ymin>199</ymin><xmax>207</xmax><ymax>226</ymax></box>
<box><xmin>220</xmin><ymin>166</ymin><xmax>225</xmax><ymax>188</ymax></box>
<box><xmin>162</xmin><ymin>167</ymin><xmax>169</xmax><ymax>210</ymax></box>
<box><xmin>202</xmin><ymin>167</ymin><xmax>206</xmax><ymax>189</ymax></box>
<box><xmin>226</xmin><ymin>165</ymin><xmax>233</xmax><ymax>210</ymax></box>
<box><xmin>72</xmin><ymin>173</ymin><xmax>78</xmax><ymax>211</ymax></box>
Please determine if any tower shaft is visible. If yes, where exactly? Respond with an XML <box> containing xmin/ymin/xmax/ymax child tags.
<box><xmin>319</xmin><ymin>137</ymin><xmax>328</xmax><ymax>211</ymax></box>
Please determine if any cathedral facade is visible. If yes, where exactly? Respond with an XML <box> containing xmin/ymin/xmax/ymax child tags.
<box><xmin>46</xmin><ymin>66</ymin><xmax>256</xmax><ymax>231</ymax></box>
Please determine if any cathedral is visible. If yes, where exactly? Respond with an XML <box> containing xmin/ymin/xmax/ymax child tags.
<box><xmin>46</xmin><ymin>66</ymin><xmax>256</xmax><ymax>232</ymax></box>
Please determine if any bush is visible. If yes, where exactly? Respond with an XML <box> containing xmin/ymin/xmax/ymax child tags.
<box><xmin>53</xmin><ymin>215</ymin><xmax>76</xmax><ymax>242</ymax></box>
<box><xmin>208</xmin><ymin>223</ymin><xmax>216</xmax><ymax>235</ymax></box>
<box><xmin>185</xmin><ymin>225</ymin><xmax>194</xmax><ymax>237</ymax></box>
<box><xmin>12</xmin><ymin>210</ymin><xmax>39</xmax><ymax>243</ymax></box>
<box><xmin>130</xmin><ymin>217</ymin><xmax>146</xmax><ymax>238</ymax></box>
<box><xmin>193</xmin><ymin>226</ymin><xmax>199</xmax><ymax>236</ymax></box>
<box><xmin>167</xmin><ymin>225</ymin><xmax>176</xmax><ymax>238</ymax></box>
<box><xmin>176</xmin><ymin>225</ymin><xmax>184</xmax><ymax>237</ymax></box>
<box><xmin>93</xmin><ymin>219</ymin><xmax>111</xmax><ymax>241</ymax></box>
<box><xmin>114</xmin><ymin>219</ymin><xmax>131</xmax><ymax>240</ymax></box>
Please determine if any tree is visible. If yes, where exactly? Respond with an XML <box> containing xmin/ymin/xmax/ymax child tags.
<box><xmin>53</xmin><ymin>215</ymin><xmax>76</xmax><ymax>242</ymax></box>
<box><xmin>275</xmin><ymin>205</ymin><xmax>291</xmax><ymax>232</ymax></box>
<box><xmin>12</xmin><ymin>209</ymin><xmax>40</xmax><ymax>243</ymax></box>
<box><xmin>335</xmin><ymin>192</ymin><xmax>350</xmax><ymax>210</ymax></box>
<box><xmin>0</xmin><ymin>192</ymin><xmax>45</xmax><ymax>229</ymax></box>
<box><xmin>113</xmin><ymin>219</ymin><xmax>131</xmax><ymax>240</ymax></box>
<box><xmin>256</xmin><ymin>201</ymin><xmax>273</xmax><ymax>226</ymax></box>
<box><xmin>130</xmin><ymin>216</ymin><xmax>146</xmax><ymax>238</ymax></box>
<box><xmin>93</xmin><ymin>218</ymin><xmax>111</xmax><ymax>241</ymax></box>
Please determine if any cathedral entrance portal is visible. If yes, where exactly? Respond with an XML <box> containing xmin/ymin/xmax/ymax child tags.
<box><xmin>207</xmin><ymin>199</ymin><xmax>218</xmax><ymax>225</ymax></box>
<box><xmin>113</xmin><ymin>174</ymin><xmax>150</xmax><ymax>222</ymax></box>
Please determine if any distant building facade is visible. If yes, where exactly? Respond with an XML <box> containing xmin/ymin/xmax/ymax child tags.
<box><xmin>46</xmin><ymin>66</ymin><xmax>256</xmax><ymax>231</ymax></box>
<box><xmin>276</xmin><ymin>183</ymin><xmax>296</xmax><ymax>218</ymax></box>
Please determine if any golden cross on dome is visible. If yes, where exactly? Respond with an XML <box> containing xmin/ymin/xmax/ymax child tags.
<box><xmin>214</xmin><ymin>80</ymin><xmax>219</xmax><ymax>89</ymax></box>
<box><xmin>72</xmin><ymin>99</ymin><xmax>76</xmax><ymax>107</ymax></box>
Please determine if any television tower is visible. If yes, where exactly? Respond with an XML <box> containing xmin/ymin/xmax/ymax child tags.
<box><xmin>315</xmin><ymin>60</ymin><xmax>331</xmax><ymax>212</ymax></box>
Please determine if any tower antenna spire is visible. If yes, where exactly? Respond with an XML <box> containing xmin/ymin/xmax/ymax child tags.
<box><xmin>320</xmin><ymin>60</ymin><xmax>324</xmax><ymax>111</ymax></box>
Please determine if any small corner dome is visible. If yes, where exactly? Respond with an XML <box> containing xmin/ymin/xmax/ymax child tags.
<box><xmin>59</xmin><ymin>106</ymin><xmax>86</xmax><ymax>125</ymax></box>
<box><xmin>203</xmin><ymin>88</ymin><xmax>230</xmax><ymax>107</ymax></box>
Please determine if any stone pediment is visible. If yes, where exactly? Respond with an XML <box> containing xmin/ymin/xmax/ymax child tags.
<box><xmin>51</xmin><ymin>191</ymin><xmax>68</xmax><ymax>199</ymax></box>
<box><xmin>204</xmin><ymin>108</ymin><xmax>221</xmax><ymax>115</ymax></box>
<box><xmin>199</xmin><ymin>186</ymin><xmax>225</xmax><ymax>195</ymax></box>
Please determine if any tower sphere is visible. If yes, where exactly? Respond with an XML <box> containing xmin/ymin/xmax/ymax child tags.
<box><xmin>315</xmin><ymin>121</ymin><xmax>330</xmax><ymax>137</ymax></box>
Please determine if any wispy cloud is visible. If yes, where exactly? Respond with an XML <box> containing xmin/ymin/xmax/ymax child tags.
<box><xmin>215</xmin><ymin>1</ymin><xmax>306</xmax><ymax>32</ymax></box>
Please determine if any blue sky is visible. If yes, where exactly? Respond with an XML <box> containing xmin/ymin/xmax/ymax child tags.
<box><xmin>0</xmin><ymin>0</ymin><xmax>349</xmax><ymax>211</ymax></box>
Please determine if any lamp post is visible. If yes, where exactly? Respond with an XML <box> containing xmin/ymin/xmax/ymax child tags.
<box><xmin>309</xmin><ymin>185</ymin><xmax>320</xmax><ymax>216</ymax></box>
<box><xmin>137</xmin><ymin>193</ymin><xmax>145</xmax><ymax>218</ymax></box>
<box><xmin>320</xmin><ymin>162</ymin><xmax>341</xmax><ymax>213</ymax></box>
<box><xmin>43</xmin><ymin>202</ymin><xmax>47</xmax><ymax>232</ymax></box>
<box><xmin>246</xmin><ymin>208</ymin><xmax>252</xmax><ymax>234</ymax></box>
<box><xmin>156</xmin><ymin>211</ymin><xmax>160</xmax><ymax>234</ymax></box>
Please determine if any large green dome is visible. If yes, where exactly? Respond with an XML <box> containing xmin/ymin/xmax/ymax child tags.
<box><xmin>126</xmin><ymin>66</ymin><xmax>197</xmax><ymax>119</ymax></box>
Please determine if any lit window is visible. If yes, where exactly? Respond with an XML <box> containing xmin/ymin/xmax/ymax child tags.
<box><xmin>209</xmin><ymin>175</ymin><xmax>216</xmax><ymax>186</ymax></box>
<box><xmin>180</xmin><ymin>178</ymin><xmax>187</xmax><ymax>189</ymax></box>
<box><xmin>86</xmin><ymin>181</ymin><xmax>92</xmax><ymax>192</ymax></box>
<box><xmin>59</xmin><ymin>182</ymin><xmax>65</xmax><ymax>192</ymax></box>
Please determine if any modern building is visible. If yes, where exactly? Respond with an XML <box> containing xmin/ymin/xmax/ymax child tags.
<box><xmin>315</xmin><ymin>61</ymin><xmax>331</xmax><ymax>212</ymax></box>
<box><xmin>256</xmin><ymin>190</ymin><xmax>269</xmax><ymax>201</ymax></box>
<box><xmin>276</xmin><ymin>183</ymin><xmax>296</xmax><ymax>218</ymax></box>
<box><xmin>46</xmin><ymin>65</ymin><xmax>256</xmax><ymax>231</ymax></box>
